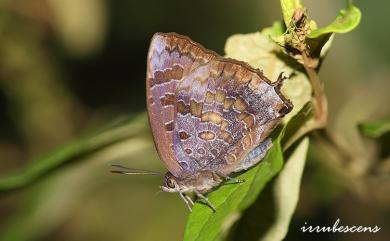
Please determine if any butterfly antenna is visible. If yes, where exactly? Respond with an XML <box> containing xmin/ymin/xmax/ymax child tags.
<box><xmin>154</xmin><ymin>189</ymin><xmax>163</xmax><ymax>197</ymax></box>
<box><xmin>110</xmin><ymin>164</ymin><xmax>162</xmax><ymax>175</ymax></box>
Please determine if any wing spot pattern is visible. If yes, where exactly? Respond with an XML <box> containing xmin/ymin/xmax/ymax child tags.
<box><xmin>215</xmin><ymin>90</ymin><xmax>226</xmax><ymax>103</ymax></box>
<box><xmin>205</xmin><ymin>91</ymin><xmax>215</xmax><ymax>104</ymax></box>
<box><xmin>198</xmin><ymin>131</ymin><xmax>216</xmax><ymax>141</ymax></box>
<box><xmin>201</xmin><ymin>111</ymin><xmax>223</xmax><ymax>125</ymax></box>
<box><xmin>160</xmin><ymin>93</ymin><xmax>175</xmax><ymax>106</ymax></box>
<box><xmin>223</xmin><ymin>97</ymin><xmax>235</xmax><ymax>110</ymax></box>
<box><xmin>225</xmin><ymin>153</ymin><xmax>236</xmax><ymax>164</ymax></box>
<box><xmin>165</xmin><ymin>121</ymin><xmax>174</xmax><ymax>132</ymax></box>
<box><xmin>179</xmin><ymin>131</ymin><xmax>191</xmax><ymax>140</ymax></box>
<box><xmin>218</xmin><ymin>130</ymin><xmax>233</xmax><ymax>144</ymax></box>
<box><xmin>190</xmin><ymin>100</ymin><xmax>203</xmax><ymax>118</ymax></box>
<box><xmin>177</xmin><ymin>100</ymin><xmax>190</xmax><ymax>115</ymax></box>
<box><xmin>197</xmin><ymin>147</ymin><xmax>205</xmax><ymax>155</ymax></box>
<box><xmin>150</xmin><ymin>65</ymin><xmax>184</xmax><ymax>87</ymax></box>
<box><xmin>233</xmin><ymin>98</ymin><xmax>248</xmax><ymax>112</ymax></box>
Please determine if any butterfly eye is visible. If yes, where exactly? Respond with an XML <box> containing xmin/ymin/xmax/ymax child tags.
<box><xmin>166</xmin><ymin>178</ymin><xmax>175</xmax><ymax>188</ymax></box>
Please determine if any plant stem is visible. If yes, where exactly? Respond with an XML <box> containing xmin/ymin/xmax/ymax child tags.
<box><xmin>300</xmin><ymin>50</ymin><xmax>327</xmax><ymax>127</ymax></box>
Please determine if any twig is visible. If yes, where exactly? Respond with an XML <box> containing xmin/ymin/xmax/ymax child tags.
<box><xmin>300</xmin><ymin>49</ymin><xmax>327</xmax><ymax>127</ymax></box>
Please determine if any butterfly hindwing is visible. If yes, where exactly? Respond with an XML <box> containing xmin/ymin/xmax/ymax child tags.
<box><xmin>173</xmin><ymin>58</ymin><xmax>290</xmax><ymax>175</ymax></box>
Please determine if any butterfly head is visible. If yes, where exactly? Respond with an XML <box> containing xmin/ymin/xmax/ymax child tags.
<box><xmin>160</xmin><ymin>172</ymin><xmax>186</xmax><ymax>193</ymax></box>
<box><xmin>160</xmin><ymin>171</ymin><xmax>223</xmax><ymax>194</ymax></box>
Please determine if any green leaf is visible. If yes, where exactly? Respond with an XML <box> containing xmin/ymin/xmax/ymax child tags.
<box><xmin>182</xmin><ymin>31</ymin><xmax>314</xmax><ymax>241</ymax></box>
<box><xmin>0</xmin><ymin>114</ymin><xmax>149</xmax><ymax>191</ymax></box>
<box><xmin>307</xmin><ymin>3</ymin><xmax>361</xmax><ymax>38</ymax></box>
<box><xmin>279</xmin><ymin>0</ymin><xmax>303</xmax><ymax>27</ymax></box>
<box><xmin>261</xmin><ymin>21</ymin><xmax>285</xmax><ymax>39</ymax></box>
<box><xmin>184</xmin><ymin>130</ymin><xmax>285</xmax><ymax>241</ymax></box>
<box><xmin>228</xmin><ymin>137</ymin><xmax>309</xmax><ymax>241</ymax></box>
<box><xmin>259</xmin><ymin>137</ymin><xmax>309</xmax><ymax>241</ymax></box>
<box><xmin>282</xmin><ymin>102</ymin><xmax>313</xmax><ymax>149</ymax></box>
<box><xmin>183</xmin><ymin>100</ymin><xmax>313</xmax><ymax>241</ymax></box>
<box><xmin>358</xmin><ymin>120</ymin><xmax>390</xmax><ymax>138</ymax></box>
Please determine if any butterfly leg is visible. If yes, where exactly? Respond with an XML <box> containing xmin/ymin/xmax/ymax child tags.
<box><xmin>184</xmin><ymin>193</ymin><xmax>195</xmax><ymax>206</ymax></box>
<box><xmin>194</xmin><ymin>191</ymin><xmax>216</xmax><ymax>212</ymax></box>
<box><xmin>179</xmin><ymin>192</ymin><xmax>193</xmax><ymax>212</ymax></box>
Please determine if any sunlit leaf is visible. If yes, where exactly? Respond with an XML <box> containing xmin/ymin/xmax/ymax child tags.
<box><xmin>279</xmin><ymin>0</ymin><xmax>303</xmax><ymax>27</ymax></box>
<box><xmin>307</xmin><ymin>3</ymin><xmax>361</xmax><ymax>38</ymax></box>
<box><xmin>261</xmin><ymin>21</ymin><xmax>285</xmax><ymax>39</ymax></box>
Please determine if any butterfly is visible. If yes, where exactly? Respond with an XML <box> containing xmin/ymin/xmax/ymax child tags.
<box><xmin>112</xmin><ymin>32</ymin><xmax>293</xmax><ymax>212</ymax></box>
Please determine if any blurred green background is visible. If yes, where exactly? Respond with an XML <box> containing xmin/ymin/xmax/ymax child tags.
<box><xmin>0</xmin><ymin>0</ymin><xmax>388</xmax><ymax>241</ymax></box>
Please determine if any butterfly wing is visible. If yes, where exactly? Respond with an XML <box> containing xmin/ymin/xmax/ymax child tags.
<box><xmin>173</xmin><ymin>58</ymin><xmax>292</xmax><ymax>175</ymax></box>
<box><xmin>146</xmin><ymin>32</ymin><xmax>217</xmax><ymax>177</ymax></box>
<box><xmin>147</xmin><ymin>32</ymin><xmax>292</xmax><ymax>178</ymax></box>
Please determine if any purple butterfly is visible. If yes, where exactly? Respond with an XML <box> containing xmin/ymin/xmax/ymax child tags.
<box><xmin>112</xmin><ymin>33</ymin><xmax>292</xmax><ymax>211</ymax></box>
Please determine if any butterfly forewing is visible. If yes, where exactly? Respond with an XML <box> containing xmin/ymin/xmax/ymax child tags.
<box><xmin>146</xmin><ymin>33</ymin><xmax>217</xmax><ymax>177</ymax></box>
